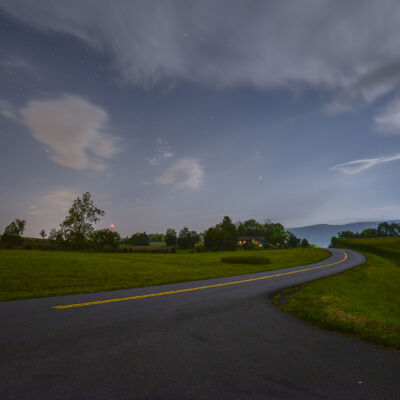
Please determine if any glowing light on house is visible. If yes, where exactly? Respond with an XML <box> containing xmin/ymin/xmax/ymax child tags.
<box><xmin>110</xmin><ymin>224</ymin><xmax>115</xmax><ymax>229</ymax></box>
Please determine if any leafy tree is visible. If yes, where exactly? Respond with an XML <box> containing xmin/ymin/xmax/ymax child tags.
<box><xmin>205</xmin><ymin>216</ymin><xmax>238</xmax><ymax>251</ymax></box>
<box><xmin>377</xmin><ymin>222</ymin><xmax>400</xmax><ymax>237</ymax></box>
<box><xmin>165</xmin><ymin>228</ymin><xmax>177</xmax><ymax>247</ymax></box>
<box><xmin>128</xmin><ymin>232</ymin><xmax>149</xmax><ymax>246</ymax></box>
<box><xmin>91</xmin><ymin>229</ymin><xmax>121</xmax><ymax>250</ymax></box>
<box><xmin>3</xmin><ymin>219</ymin><xmax>26</xmax><ymax>237</ymax></box>
<box><xmin>300</xmin><ymin>238</ymin><xmax>310</xmax><ymax>248</ymax></box>
<box><xmin>149</xmin><ymin>233</ymin><xmax>164</xmax><ymax>243</ymax></box>
<box><xmin>270</xmin><ymin>223</ymin><xmax>287</xmax><ymax>246</ymax></box>
<box><xmin>177</xmin><ymin>227</ymin><xmax>200</xmax><ymax>249</ymax></box>
<box><xmin>237</xmin><ymin>219</ymin><xmax>264</xmax><ymax>237</ymax></box>
<box><xmin>329</xmin><ymin>236</ymin><xmax>340</xmax><ymax>248</ymax></box>
<box><xmin>287</xmin><ymin>232</ymin><xmax>301</xmax><ymax>248</ymax></box>
<box><xmin>59</xmin><ymin>192</ymin><xmax>104</xmax><ymax>250</ymax></box>
<box><xmin>2</xmin><ymin>219</ymin><xmax>26</xmax><ymax>245</ymax></box>
<box><xmin>361</xmin><ymin>228</ymin><xmax>378</xmax><ymax>238</ymax></box>
<box><xmin>39</xmin><ymin>229</ymin><xmax>46</xmax><ymax>239</ymax></box>
<box><xmin>337</xmin><ymin>230</ymin><xmax>359</xmax><ymax>239</ymax></box>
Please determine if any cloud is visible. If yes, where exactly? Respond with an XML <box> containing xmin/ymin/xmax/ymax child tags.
<box><xmin>153</xmin><ymin>158</ymin><xmax>203</xmax><ymax>189</ymax></box>
<box><xmin>4</xmin><ymin>0</ymin><xmax>400</xmax><ymax>108</ymax></box>
<box><xmin>146</xmin><ymin>138</ymin><xmax>174</xmax><ymax>165</ymax></box>
<box><xmin>19</xmin><ymin>94</ymin><xmax>121</xmax><ymax>171</ymax></box>
<box><xmin>375</xmin><ymin>98</ymin><xmax>400</xmax><ymax>135</ymax></box>
<box><xmin>42</xmin><ymin>188</ymin><xmax>80</xmax><ymax>210</ymax></box>
<box><xmin>331</xmin><ymin>153</ymin><xmax>400</xmax><ymax>174</ymax></box>
<box><xmin>0</xmin><ymin>99</ymin><xmax>18</xmax><ymax>120</ymax></box>
<box><xmin>0</xmin><ymin>56</ymin><xmax>36</xmax><ymax>75</ymax></box>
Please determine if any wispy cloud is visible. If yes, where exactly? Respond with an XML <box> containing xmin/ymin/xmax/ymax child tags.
<box><xmin>0</xmin><ymin>99</ymin><xmax>18</xmax><ymax>120</ymax></box>
<box><xmin>0</xmin><ymin>56</ymin><xmax>36</xmax><ymax>75</ymax></box>
<box><xmin>6</xmin><ymin>94</ymin><xmax>122</xmax><ymax>171</ymax></box>
<box><xmin>331</xmin><ymin>153</ymin><xmax>400</xmax><ymax>174</ymax></box>
<box><xmin>146</xmin><ymin>138</ymin><xmax>173</xmax><ymax>165</ymax></box>
<box><xmin>153</xmin><ymin>158</ymin><xmax>203</xmax><ymax>189</ymax></box>
<box><xmin>375</xmin><ymin>98</ymin><xmax>400</xmax><ymax>135</ymax></box>
<box><xmin>42</xmin><ymin>188</ymin><xmax>79</xmax><ymax>210</ymax></box>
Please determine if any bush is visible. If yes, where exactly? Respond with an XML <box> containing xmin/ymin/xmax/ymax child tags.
<box><xmin>221</xmin><ymin>255</ymin><xmax>270</xmax><ymax>265</ymax></box>
<box><xmin>90</xmin><ymin>229</ymin><xmax>121</xmax><ymax>251</ymax></box>
<box><xmin>127</xmin><ymin>232</ymin><xmax>149</xmax><ymax>246</ymax></box>
<box><xmin>1</xmin><ymin>233</ymin><xmax>23</xmax><ymax>246</ymax></box>
<box><xmin>194</xmin><ymin>243</ymin><xmax>206</xmax><ymax>253</ymax></box>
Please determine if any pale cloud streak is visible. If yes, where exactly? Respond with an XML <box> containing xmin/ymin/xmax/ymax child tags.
<box><xmin>0</xmin><ymin>56</ymin><xmax>36</xmax><ymax>75</ymax></box>
<box><xmin>375</xmin><ymin>98</ymin><xmax>400</xmax><ymax>135</ymax></box>
<box><xmin>0</xmin><ymin>99</ymin><xmax>18</xmax><ymax>120</ymax></box>
<box><xmin>18</xmin><ymin>94</ymin><xmax>121</xmax><ymax>171</ymax></box>
<box><xmin>153</xmin><ymin>158</ymin><xmax>203</xmax><ymax>189</ymax></box>
<box><xmin>331</xmin><ymin>153</ymin><xmax>400</xmax><ymax>174</ymax></box>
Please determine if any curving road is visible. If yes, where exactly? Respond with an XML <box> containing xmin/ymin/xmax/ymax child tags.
<box><xmin>1</xmin><ymin>249</ymin><xmax>399</xmax><ymax>399</ymax></box>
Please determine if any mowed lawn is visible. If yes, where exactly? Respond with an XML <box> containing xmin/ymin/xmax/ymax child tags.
<box><xmin>0</xmin><ymin>248</ymin><xmax>329</xmax><ymax>301</ymax></box>
<box><xmin>275</xmin><ymin>238</ymin><xmax>400</xmax><ymax>349</ymax></box>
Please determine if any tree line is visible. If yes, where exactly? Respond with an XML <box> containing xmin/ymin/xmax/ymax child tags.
<box><xmin>329</xmin><ymin>222</ymin><xmax>400</xmax><ymax>247</ymax></box>
<box><xmin>1</xmin><ymin>192</ymin><xmax>310</xmax><ymax>251</ymax></box>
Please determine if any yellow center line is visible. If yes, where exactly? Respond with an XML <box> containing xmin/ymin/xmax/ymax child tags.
<box><xmin>53</xmin><ymin>250</ymin><xmax>348</xmax><ymax>309</ymax></box>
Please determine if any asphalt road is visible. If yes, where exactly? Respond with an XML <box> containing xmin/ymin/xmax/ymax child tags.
<box><xmin>1</xmin><ymin>249</ymin><xmax>399</xmax><ymax>399</ymax></box>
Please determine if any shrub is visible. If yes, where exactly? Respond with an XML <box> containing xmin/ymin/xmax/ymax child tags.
<box><xmin>1</xmin><ymin>233</ymin><xmax>23</xmax><ymax>246</ymax></box>
<box><xmin>90</xmin><ymin>229</ymin><xmax>121</xmax><ymax>251</ymax></box>
<box><xmin>194</xmin><ymin>243</ymin><xmax>206</xmax><ymax>253</ymax></box>
<box><xmin>221</xmin><ymin>255</ymin><xmax>270</xmax><ymax>265</ymax></box>
<box><xmin>128</xmin><ymin>232</ymin><xmax>150</xmax><ymax>246</ymax></box>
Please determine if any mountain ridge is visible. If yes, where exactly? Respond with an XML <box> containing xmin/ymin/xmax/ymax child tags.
<box><xmin>288</xmin><ymin>220</ymin><xmax>400</xmax><ymax>247</ymax></box>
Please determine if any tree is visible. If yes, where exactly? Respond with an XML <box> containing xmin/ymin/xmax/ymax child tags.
<box><xmin>149</xmin><ymin>233</ymin><xmax>164</xmax><ymax>243</ymax></box>
<box><xmin>177</xmin><ymin>227</ymin><xmax>200</xmax><ymax>249</ymax></box>
<box><xmin>39</xmin><ymin>229</ymin><xmax>46</xmax><ymax>239</ymax></box>
<box><xmin>287</xmin><ymin>232</ymin><xmax>301</xmax><ymax>248</ymax></box>
<box><xmin>2</xmin><ymin>219</ymin><xmax>26</xmax><ymax>245</ymax></box>
<box><xmin>128</xmin><ymin>232</ymin><xmax>149</xmax><ymax>246</ymax></box>
<box><xmin>337</xmin><ymin>230</ymin><xmax>358</xmax><ymax>239</ymax></box>
<box><xmin>3</xmin><ymin>219</ymin><xmax>26</xmax><ymax>237</ymax></box>
<box><xmin>165</xmin><ymin>228</ymin><xmax>177</xmax><ymax>247</ymax></box>
<box><xmin>91</xmin><ymin>229</ymin><xmax>121</xmax><ymax>250</ymax></box>
<box><xmin>329</xmin><ymin>236</ymin><xmax>340</xmax><ymax>248</ymax></box>
<box><xmin>361</xmin><ymin>228</ymin><xmax>378</xmax><ymax>238</ymax></box>
<box><xmin>59</xmin><ymin>192</ymin><xmax>104</xmax><ymax>250</ymax></box>
<box><xmin>300</xmin><ymin>238</ymin><xmax>310</xmax><ymax>248</ymax></box>
<box><xmin>205</xmin><ymin>216</ymin><xmax>238</xmax><ymax>251</ymax></box>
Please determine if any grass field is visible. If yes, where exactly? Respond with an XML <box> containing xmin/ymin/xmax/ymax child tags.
<box><xmin>0</xmin><ymin>247</ymin><xmax>329</xmax><ymax>301</ymax></box>
<box><xmin>274</xmin><ymin>238</ymin><xmax>400</xmax><ymax>349</ymax></box>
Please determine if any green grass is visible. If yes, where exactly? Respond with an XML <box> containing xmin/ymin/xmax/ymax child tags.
<box><xmin>0</xmin><ymin>248</ymin><xmax>329</xmax><ymax>301</ymax></box>
<box><xmin>274</xmin><ymin>238</ymin><xmax>400</xmax><ymax>349</ymax></box>
<box><xmin>221</xmin><ymin>255</ymin><xmax>270</xmax><ymax>265</ymax></box>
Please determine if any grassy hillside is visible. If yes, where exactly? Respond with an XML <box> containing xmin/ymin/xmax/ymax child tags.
<box><xmin>0</xmin><ymin>247</ymin><xmax>329</xmax><ymax>301</ymax></box>
<box><xmin>274</xmin><ymin>238</ymin><xmax>400</xmax><ymax>349</ymax></box>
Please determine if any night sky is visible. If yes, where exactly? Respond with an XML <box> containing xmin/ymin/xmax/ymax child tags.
<box><xmin>1</xmin><ymin>1</ymin><xmax>400</xmax><ymax>237</ymax></box>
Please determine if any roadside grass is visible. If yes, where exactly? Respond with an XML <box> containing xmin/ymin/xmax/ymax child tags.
<box><xmin>274</xmin><ymin>238</ymin><xmax>400</xmax><ymax>350</ymax></box>
<box><xmin>221</xmin><ymin>255</ymin><xmax>270</xmax><ymax>265</ymax></box>
<box><xmin>0</xmin><ymin>248</ymin><xmax>329</xmax><ymax>301</ymax></box>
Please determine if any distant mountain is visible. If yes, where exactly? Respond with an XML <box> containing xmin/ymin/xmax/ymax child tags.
<box><xmin>288</xmin><ymin>220</ymin><xmax>400</xmax><ymax>248</ymax></box>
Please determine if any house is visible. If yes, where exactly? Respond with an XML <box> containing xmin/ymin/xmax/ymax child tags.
<box><xmin>237</xmin><ymin>236</ymin><xmax>266</xmax><ymax>247</ymax></box>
